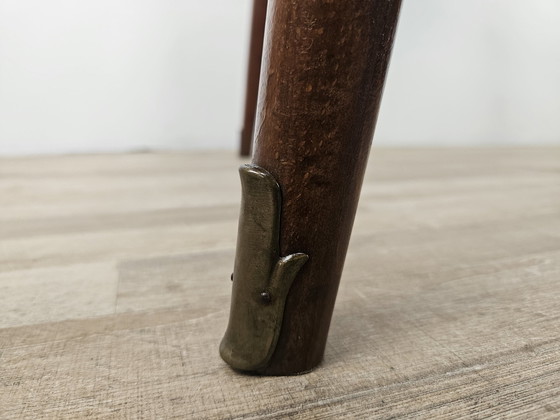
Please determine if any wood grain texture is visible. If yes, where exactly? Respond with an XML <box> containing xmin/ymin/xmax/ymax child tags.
<box><xmin>1</xmin><ymin>148</ymin><xmax>560</xmax><ymax>418</ymax></box>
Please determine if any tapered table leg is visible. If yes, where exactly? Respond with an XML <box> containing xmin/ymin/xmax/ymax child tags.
<box><xmin>239</xmin><ymin>0</ymin><xmax>268</xmax><ymax>157</ymax></box>
<box><xmin>223</xmin><ymin>0</ymin><xmax>402</xmax><ymax>375</ymax></box>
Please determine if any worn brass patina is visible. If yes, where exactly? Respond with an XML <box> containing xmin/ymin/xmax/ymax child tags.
<box><xmin>220</xmin><ymin>164</ymin><xmax>308</xmax><ymax>372</ymax></box>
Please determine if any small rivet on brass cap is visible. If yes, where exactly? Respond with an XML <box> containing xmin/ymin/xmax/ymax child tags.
<box><xmin>260</xmin><ymin>291</ymin><xmax>271</xmax><ymax>304</ymax></box>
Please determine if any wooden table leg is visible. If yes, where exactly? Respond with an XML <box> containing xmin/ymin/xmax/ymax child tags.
<box><xmin>223</xmin><ymin>0</ymin><xmax>402</xmax><ymax>375</ymax></box>
<box><xmin>239</xmin><ymin>0</ymin><xmax>268</xmax><ymax>157</ymax></box>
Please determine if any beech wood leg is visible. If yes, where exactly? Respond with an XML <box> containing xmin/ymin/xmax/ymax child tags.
<box><xmin>225</xmin><ymin>0</ymin><xmax>402</xmax><ymax>375</ymax></box>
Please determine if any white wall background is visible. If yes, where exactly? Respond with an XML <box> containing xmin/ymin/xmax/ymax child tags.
<box><xmin>0</xmin><ymin>0</ymin><xmax>559</xmax><ymax>156</ymax></box>
<box><xmin>378</xmin><ymin>0</ymin><xmax>560</xmax><ymax>147</ymax></box>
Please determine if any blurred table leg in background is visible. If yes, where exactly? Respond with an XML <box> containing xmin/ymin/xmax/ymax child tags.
<box><xmin>240</xmin><ymin>0</ymin><xmax>268</xmax><ymax>157</ymax></box>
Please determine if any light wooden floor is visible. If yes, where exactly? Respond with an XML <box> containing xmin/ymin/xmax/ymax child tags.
<box><xmin>1</xmin><ymin>148</ymin><xmax>560</xmax><ymax>419</ymax></box>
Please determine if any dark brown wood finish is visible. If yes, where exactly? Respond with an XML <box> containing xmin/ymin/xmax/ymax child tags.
<box><xmin>252</xmin><ymin>0</ymin><xmax>402</xmax><ymax>375</ymax></box>
<box><xmin>240</xmin><ymin>0</ymin><xmax>269</xmax><ymax>157</ymax></box>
